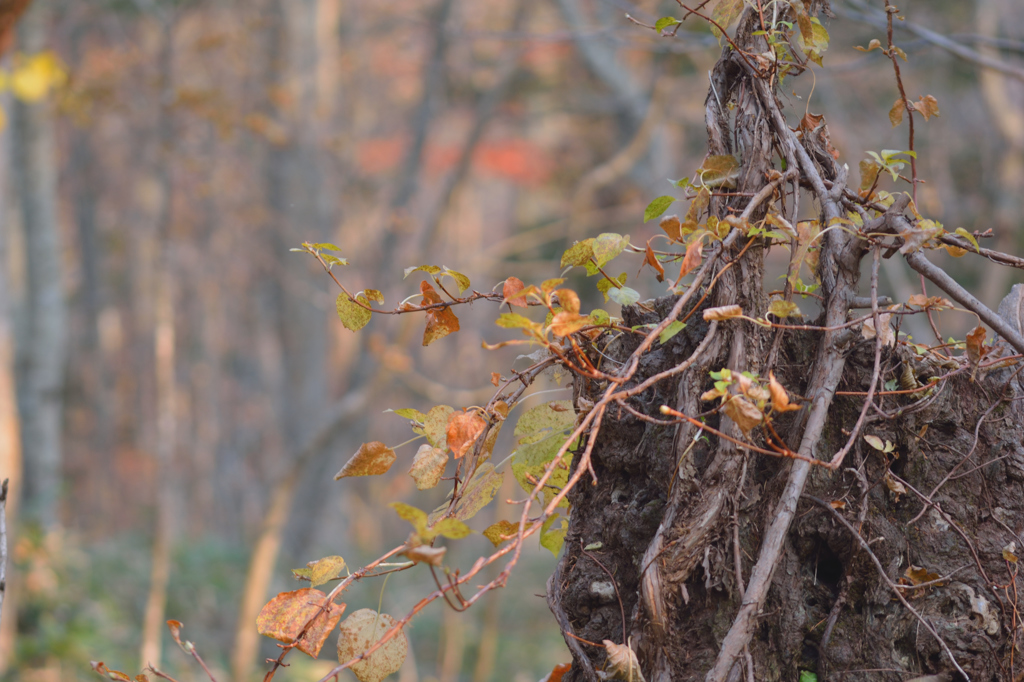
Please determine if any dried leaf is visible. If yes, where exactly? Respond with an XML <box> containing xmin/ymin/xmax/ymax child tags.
<box><xmin>966</xmin><ymin>325</ymin><xmax>987</xmax><ymax>365</ymax></box>
<box><xmin>678</xmin><ymin>238</ymin><xmax>703</xmax><ymax>281</ymax></box>
<box><xmin>409</xmin><ymin>445</ymin><xmax>447</xmax><ymax>490</ymax></box>
<box><xmin>703</xmin><ymin>305</ymin><xmax>743</xmax><ymax>321</ymax></box>
<box><xmin>644</xmin><ymin>242</ymin><xmax>665</xmax><ymax>282</ymax></box>
<box><xmin>550</xmin><ymin>311</ymin><xmax>588</xmax><ymax>337</ymax></box>
<box><xmin>336</xmin><ymin>609</ymin><xmax>408</xmax><ymax>682</ymax></box>
<box><xmin>503</xmin><ymin>276</ymin><xmax>528</xmax><ymax>307</ymax></box>
<box><xmin>905</xmin><ymin>565</ymin><xmax>942</xmax><ymax>585</ymax></box>
<box><xmin>884</xmin><ymin>471</ymin><xmax>907</xmax><ymax>501</ymax></box>
<box><xmin>403</xmin><ymin>545</ymin><xmax>446</xmax><ymax>566</ymax></box>
<box><xmin>553</xmin><ymin>289</ymin><xmax>581</xmax><ymax>315</ymax></box>
<box><xmin>768</xmin><ymin>371</ymin><xmax>801</xmax><ymax>413</ymax></box>
<box><xmin>490</xmin><ymin>372</ymin><xmax>502</xmax><ymax>387</ymax></box>
<box><xmin>659</xmin><ymin>215</ymin><xmax>683</xmax><ymax>242</ymax></box>
<box><xmin>602</xmin><ymin>640</ymin><xmax>646</xmax><ymax>682</ymax></box>
<box><xmin>334</xmin><ymin>442</ymin><xmax>396</xmax><ymax>480</ymax></box>
<box><xmin>912</xmin><ymin>95</ymin><xmax>939</xmax><ymax>121</ymax></box>
<box><xmin>483</xmin><ymin>520</ymin><xmax>520</xmax><ymax>547</ymax></box>
<box><xmin>1003</xmin><ymin>542</ymin><xmax>1018</xmax><ymax>564</ymax></box>
<box><xmin>446</xmin><ymin>411</ymin><xmax>487</xmax><ymax>459</ymax></box>
<box><xmin>543</xmin><ymin>663</ymin><xmax>573</xmax><ymax>682</ymax></box>
<box><xmin>864</xmin><ymin>434</ymin><xmax>885</xmax><ymax>451</ymax></box>
<box><xmin>721</xmin><ymin>395</ymin><xmax>763</xmax><ymax>435</ymax></box>
<box><xmin>420</xmin><ymin>280</ymin><xmax>460</xmax><ymax>345</ymax></box>
<box><xmin>830</xmin><ymin>500</ymin><xmax>846</xmax><ymax>510</ymax></box>
<box><xmin>257</xmin><ymin>588</ymin><xmax>346</xmax><ymax>658</ymax></box>
<box><xmin>889</xmin><ymin>98</ymin><xmax>905</xmax><ymax>127</ymax></box>
<box><xmin>450</xmin><ymin>463</ymin><xmax>503</xmax><ymax>522</ymax></box>
<box><xmin>861</xmin><ymin>313</ymin><xmax>895</xmax><ymax>347</ymax></box>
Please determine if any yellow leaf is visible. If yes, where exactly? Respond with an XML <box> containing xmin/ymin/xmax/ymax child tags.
<box><xmin>334</xmin><ymin>442</ymin><xmax>396</xmax><ymax>480</ymax></box>
<box><xmin>336</xmin><ymin>609</ymin><xmax>408</xmax><ymax>682</ymax></box>
<box><xmin>768</xmin><ymin>372</ymin><xmax>801</xmax><ymax>413</ymax></box>
<box><xmin>10</xmin><ymin>52</ymin><xmax>67</xmax><ymax>103</ymax></box>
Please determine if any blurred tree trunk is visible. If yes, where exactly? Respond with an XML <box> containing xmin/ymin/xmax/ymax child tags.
<box><xmin>11</xmin><ymin>0</ymin><xmax>65</xmax><ymax>532</ymax></box>
<box><xmin>140</xmin><ymin>13</ymin><xmax>179</xmax><ymax>670</ymax></box>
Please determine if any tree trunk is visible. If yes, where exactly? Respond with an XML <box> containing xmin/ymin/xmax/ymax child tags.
<box><xmin>11</xmin><ymin>0</ymin><xmax>66</xmax><ymax>532</ymax></box>
<box><xmin>549</xmin><ymin>6</ymin><xmax>1024</xmax><ymax>682</ymax></box>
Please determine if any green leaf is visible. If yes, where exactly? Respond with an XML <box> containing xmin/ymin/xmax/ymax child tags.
<box><xmin>311</xmin><ymin>242</ymin><xmax>344</xmax><ymax>251</ymax></box>
<box><xmin>430</xmin><ymin>518</ymin><xmax>472</xmax><ymax>540</ymax></box>
<box><xmin>515</xmin><ymin>401</ymin><xmax>576</xmax><ymax>446</ymax></box>
<box><xmin>659</xmin><ymin>320</ymin><xmax>685</xmax><ymax>344</ymax></box>
<box><xmin>654</xmin><ymin>16</ymin><xmax>680</xmax><ymax>32</ymax></box>
<box><xmin>336</xmin><ymin>292</ymin><xmax>372</xmax><ymax>332</ymax></box>
<box><xmin>592</xmin><ymin>233</ymin><xmax>630</xmax><ymax>268</ymax></box>
<box><xmin>644</xmin><ymin>196</ymin><xmax>676</xmax><ymax>223</ymax></box>
<box><xmin>452</xmin><ymin>463</ymin><xmax>504</xmax><ymax>522</ymax></box>
<box><xmin>608</xmin><ymin>286</ymin><xmax>640</xmax><ymax>306</ymax></box>
<box><xmin>540</xmin><ymin>514</ymin><xmax>568</xmax><ymax>556</ymax></box>
<box><xmin>799</xmin><ymin>672</ymin><xmax>818</xmax><ymax>682</ymax></box>
<box><xmin>589</xmin><ymin>309</ymin><xmax>610</xmax><ymax>326</ymax></box>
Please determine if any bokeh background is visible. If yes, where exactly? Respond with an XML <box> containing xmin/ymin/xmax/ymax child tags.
<box><xmin>0</xmin><ymin>0</ymin><xmax>1021</xmax><ymax>680</ymax></box>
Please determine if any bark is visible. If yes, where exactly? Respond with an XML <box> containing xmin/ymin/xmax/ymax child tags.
<box><xmin>11</xmin><ymin>0</ymin><xmax>66</xmax><ymax>532</ymax></box>
<box><xmin>548</xmin><ymin>6</ymin><xmax>1024</xmax><ymax>682</ymax></box>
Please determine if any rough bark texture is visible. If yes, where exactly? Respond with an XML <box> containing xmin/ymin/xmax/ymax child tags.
<box><xmin>549</xmin><ymin>5</ymin><xmax>1024</xmax><ymax>682</ymax></box>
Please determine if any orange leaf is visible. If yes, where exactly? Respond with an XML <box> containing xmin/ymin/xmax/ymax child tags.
<box><xmin>446</xmin><ymin>411</ymin><xmax>487</xmax><ymax>459</ymax></box>
<box><xmin>503</xmin><ymin>276</ymin><xmax>528</xmax><ymax>308</ymax></box>
<box><xmin>334</xmin><ymin>442</ymin><xmax>396</xmax><ymax>480</ymax></box>
<box><xmin>257</xmin><ymin>588</ymin><xmax>346</xmax><ymax>658</ymax></box>
<box><xmin>768</xmin><ymin>371</ymin><xmax>801</xmax><ymax>413</ymax></box>
<box><xmin>490</xmin><ymin>372</ymin><xmax>501</xmax><ymax>387</ymax></box>
<box><xmin>550</xmin><ymin>311</ymin><xmax>587</xmax><ymax>337</ymax></box>
<box><xmin>912</xmin><ymin>95</ymin><xmax>939</xmax><ymax>121</ymax></box>
<box><xmin>659</xmin><ymin>214</ymin><xmax>683</xmax><ymax>242</ymax></box>
<box><xmin>645</xmin><ymin>242</ymin><xmax>665</xmax><ymax>282</ymax></box>
<box><xmin>678</xmin><ymin>238</ymin><xmax>703</xmax><ymax>280</ymax></box>
<box><xmin>420</xmin><ymin>280</ymin><xmax>460</xmax><ymax>345</ymax></box>
<box><xmin>966</xmin><ymin>325</ymin><xmax>987</xmax><ymax>365</ymax></box>
<box><xmin>889</xmin><ymin>98</ymin><xmax>905</xmax><ymax>127</ymax></box>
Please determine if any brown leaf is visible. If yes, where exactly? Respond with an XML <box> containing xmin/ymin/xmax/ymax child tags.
<box><xmin>721</xmin><ymin>395</ymin><xmax>763</xmax><ymax>435</ymax></box>
<box><xmin>677</xmin><ymin>238</ymin><xmax>703</xmax><ymax>281</ymax></box>
<box><xmin>166</xmin><ymin>619</ymin><xmax>183</xmax><ymax>646</ymax></box>
<box><xmin>830</xmin><ymin>500</ymin><xmax>846</xmax><ymax>510</ymax></box>
<box><xmin>420</xmin><ymin>280</ymin><xmax>460</xmax><ymax>346</ymax></box>
<box><xmin>768</xmin><ymin>371</ymin><xmax>801</xmax><ymax>413</ymax></box>
<box><xmin>336</xmin><ymin>609</ymin><xmax>408</xmax><ymax>682</ymax></box>
<box><xmin>966</xmin><ymin>325</ymin><xmax>987</xmax><ymax>365</ymax></box>
<box><xmin>543</xmin><ymin>663</ymin><xmax>573</xmax><ymax>682</ymax></box>
<box><xmin>257</xmin><ymin>588</ymin><xmax>346</xmax><ymax>658</ymax></box>
<box><xmin>703</xmin><ymin>305</ymin><xmax>743</xmax><ymax>321</ymax></box>
<box><xmin>644</xmin><ymin>242</ymin><xmax>665</xmax><ymax>282</ymax></box>
<box><xmin>912</xmin><ymin>95</ymin><xmax>939</xmax><ymax>121</ymax></box>
<box><xmin>884</xmin><ymin>471</ymin><xmax>907</xmax><ymax>502</ymax></box>
<box><xmin>1003</xmin><ymin>542</ymin><xmax>1018</xmax><ymax>564</ymax></box>
<box><xmin>861</xmin><ymin>313</ymin><xmax>895</xmax><ymax>347</ymax></box>
<box><xmin>503</xmin><ymin>276</ymin><xmax>528</xmax><ymax>307</ymax></box>
<box><xmin>490</xmin><ymin>372</ymin><xmax>501</xmax><ymax>387</ymax></box>
<box><xmin>603</xmin><ymin>640</ymin><xmax>646</xmax><ymax>682</ymax></box>
<box><xmin>334</xmin><ymin>442</ymin><xmax>396</xmax><ymax>480</ymax></box>
<box><xmin>402</xmin><ymin>545</ymin><xmax>446</xmax><ymax>566</ymax></box>
<box><xmin>446</xmin><ymin>411</ymin><xmax>487</xmax><ymax>459</ymax></box>
<box><xmin>905</xmin><ymin>565</ymin><xmax>942</xmax><ymax>585</ymax></box>
<box><xmin>889</xmin><ymin>98</ymin><xmax>905</xmax><ymax>127</ymax></box>
<box><xmin>659</xmin><ymin>214</ymin><xmax>683</xmax><ymax>242</ymax></box>
<box><xmin>409</xmin><ymin>444</ymin><xmax>448</xmax><ymax>490</ymax></box>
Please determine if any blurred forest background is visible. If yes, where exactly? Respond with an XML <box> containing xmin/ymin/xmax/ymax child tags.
<box><xmin>0</xmin><ymin>0</ymin><xmax>1021</xmax><ymax>680</ymax></box>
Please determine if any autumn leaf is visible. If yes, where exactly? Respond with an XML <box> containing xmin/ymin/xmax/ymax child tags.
<box><xmin>1003</xmin><ymin>543</ymin><xmax>1018</xmax><ymax>564</ymax></box>
<box><xmin>420</xmin><ymin>280</ymin><xmax>460</xmax><ymax>345</ymax></box>
<box><xmin>912</xmin><ymin>95</ymin><xmax>939</xmax><ymax>121</ymax></box>
<box><xmin>699</xmin><ymin>154</ymin><xmax>740</xmax><ymax>188</ymax></box>
<box><xmin>483</xmin><ymin>520</ymin><xmax>520</xmax><ymax>546</ymax></box>
<box><xmin>446</xmin><ymin>411</ymin><xmax>487</xmax><ymax>459</ymax></box>
<box><xmin>336</xmin><ymin>292</ymin><xmax>372</xmax><ymax>332</ymax></box>
<box><xmin>966</xmin><ymin>325</ymin><xmax>987</xmax><ymax>365</ymax></box>
<box><xmin>543</xmin><ymin>663</ymin><xmax>573</xmax><ymax>682</ymax></box>
<box><xmin>861</xmin><ymin>313</ymin><xmax>895</xmax><ymax>347</ymax></box>
<box><xmin>884</xmin><ymin>471</ymin><xmax>907</xmax><ymax>502</ymax></box>
<box><xmin>449</xmin><ymin>463</ymin><xmax>504</xmax><ymax>522</ymax></box>
<box><xmin>591</xmin><ymin>233</ymin><xmax>630</xmax><ymax>268</ymax></box>
<box><xmin>334</xmin><ymin>442</ymin><xmax>396</xmax><ymax>480</ymax></box>
<box><xmin>905</xmin><ymin>565</ymin><xmax>942</xmax><ymax>585</ymax></box>
<box><xmin>309</xmin><ymin>556</ymin><xmax>347</xmax><ymax>588</ymax></box>
<box><xmin>257</xmin><ymin>588</ymin><xmax>346</xmax><ymax>658</ymax></box>
<box><xmin>424</xmin><ymin>405</ymin><xmax>455</xmax><ymax>449</ymax></box>
<box><xmin>721</xmin><ymin>395</ymin><xmax>763</xmax><ymax>435</ymax></box>
<box><xmin>503</xmin><ymin>276</ymin><xmax>528</xmax><ymax>307</ymax></box>
<box><xmin>703</xmin><ymin>305</ymin><xmax>743</xmax><ymax>321</ymax></box>
<box><xmin>677</xmin><ymin>238</ymin><xmax>703</xmax><ymax>281</ymax></box>
<box><xmin>402</xmin><ymin>545</ymin><xmax>446</xmax><ymax>566</ymax></box>
<box><xmin>710</xmin><ymin>0</ymin><xmax>744</xmax><ymax>40</ymax></box>
<box><xmin>336</xmin><ymin>609</ymin><xmax>408</xmax><ymax>682</ymax></box>
<box><xmin>490</xmin><ymin>372</ymin><xmax>501</xmax><ymax>386</ymax></box>
<box><xmin>409</xmin><ymin>444</ymin><xmax>447</xmax><ymax>490</ymax></box>
<box><xmin>659</xmin><ymin>215</ymin><xmax>683</xmax><ymax>242</ymax></box>
<box><xmin>768</xmin><ymin>372</ymin><xmax>801</xmax><ymax>413</ymax></box>
<box><xmin>603</xmin><ymin>640</ymin><xmax>646</xmax><ymax>682</ymax></box>
<box><xmin>561</xmin><ymin>239</ymin><xmax>595</xmax><ymax>267</ymax></box>
<box><xmin>550</xmin><ymin>311</ymin><xmax>588</xmax><ymax>337</ymax></box>
<box><xmin>888</xmin><ymin>98</ymin><xmax>905</xmax><ymax>127</ymax></box>
<box><xmin>767</xmin><ymin>300</ymin><xmax>801</xmax><ymax>319</ymax></box>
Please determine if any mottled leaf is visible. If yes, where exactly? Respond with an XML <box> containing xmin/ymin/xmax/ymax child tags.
<box><xmin>337</xmin><ymin>292</ymin><xmax>372</xmax><ymax>332</ymax></box>
<box><xmin>336</xmin><ymin>609</ymin><xmax>408</xmax><ymax>682</ymax></box>
<box><xmin>483</xmin><ymin>520</ymin><xmax>520</xmax><ymax>547</ymax></box>
<box><xmin>257</xmin><ymin>588</ymin><xmax>346</xmax><ymax>658</ymax></box>
<box><xmin>561</xmin><ymin>239</ymin><xmax>595</xmax><ymax>267</ymax></box>
<box><xmin>644</xmin><ymin>196</ymin><xmax>676</xmax><ymax>222</ymax></box>
<box><xmin>334</xmin><ymin>442</ymin><xmax>396</xmax><ymax>480</ymax></box>
<box><xmin>409</xmin><ymin>444</ymin><xmax>447</xmax><ymax>490</ymax></box>
<box><xmin>591</xmin><ymin>233</ymin><xmax>630</xmax><ymax>268</ymax></box>
<box><xmin>447</xmin><ymin>411</ymin><xmax>487</xmax><ymax>459</ymax></box>
<box><xmin>310</xmin><ymin>556</ymin><xmax>347</xmax><ymax>588</ymax></box>
<box><xmin>424</xmin><ymin>405</ymin><xmax>455</xmax><ymax>449</ymax></box>
<box><xmin>452</xmin><ymin>463</ymin><xmax>504</xmax><ymax>522</ymax></box>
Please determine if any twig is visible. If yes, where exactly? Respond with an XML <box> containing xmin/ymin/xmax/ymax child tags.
<box><xmin>0</xmin><ymin>479</ymin><xmax>7</xmax><ymax>630</ymax></box>
<box><xmin>803</xmin><ymin>496</ymin><xmax>969</xmax><ymax>681</ymax></box>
